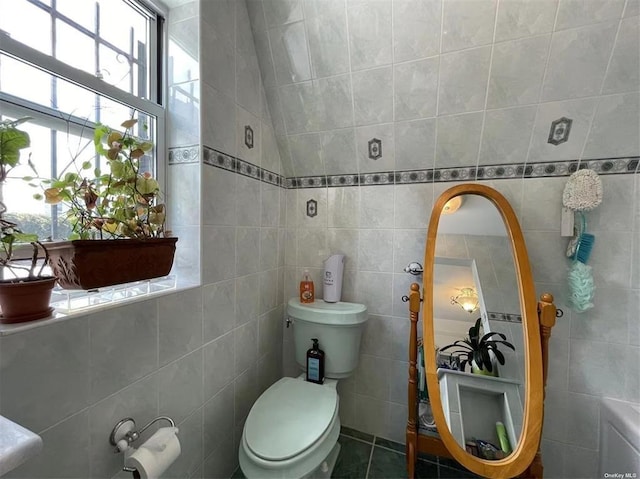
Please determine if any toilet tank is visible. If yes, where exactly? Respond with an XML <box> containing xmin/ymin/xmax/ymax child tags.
<box><xmin>287</xmin><ymin>298</ymin><xmax>368</xmax><ymax>379</ymax></box>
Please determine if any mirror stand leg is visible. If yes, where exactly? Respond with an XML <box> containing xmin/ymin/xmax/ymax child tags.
<box><xmin>406</xmin><ymin>430</ymin><xmax>416</xmax><ymax>479</ymax></box>
<box><xmin>522</xmin><ymin>452</ymin><xmax>543</xmax><ymax>479</ymax></box>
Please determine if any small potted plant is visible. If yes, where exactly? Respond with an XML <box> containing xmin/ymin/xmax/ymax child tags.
<box><xmin>31</xmin><ymin>117</ymin><xmax>177</xmax><ymax>290</ymax></box>
<box><xmin>438</xmin><ymin>317</ymin><xmax>515</xmax><ymax>377</ymax></box>
<box><xmin>0</xmin><ymin>118</ymin><xmax>56</xmax><ymax>323</ymax></box>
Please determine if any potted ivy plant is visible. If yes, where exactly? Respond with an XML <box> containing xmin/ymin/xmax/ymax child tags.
<box><xmin>438</xmin><ymin>317</ymin><xmax>515</xmax><ymax>377</ymax></box>
<box><xmin>0</xmin><ymin>118</ymin><xmax>56</xmax><ymax>323</ymax></box>
<box><xmin>31</xmin><ymin>117</ymin><xmax>177</xmax><ymax>290</ymax></box>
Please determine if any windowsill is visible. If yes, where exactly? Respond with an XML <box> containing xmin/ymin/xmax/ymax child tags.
<box><xmin>0</xmin><ymin>274</ymin><xmax>200</xmax><ymax>337</ymax></box>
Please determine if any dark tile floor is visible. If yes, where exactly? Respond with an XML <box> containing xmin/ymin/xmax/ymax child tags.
<box><xmin>234</xmin><ymin>426</ymin><xmax>481</xmax><ymax>479</ymax></box>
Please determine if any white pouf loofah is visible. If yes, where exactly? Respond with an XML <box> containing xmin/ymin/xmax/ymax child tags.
<box><xmin>562</xmin><ymin>169</ymin><xmax>603</xmax><ymax>211</ymax></box>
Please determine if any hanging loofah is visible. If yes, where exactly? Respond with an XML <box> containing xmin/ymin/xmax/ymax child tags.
<box><xmin>563</xmin><ymin>169</ymin><xmax>603</xmax><ymax>212</ymax></box>
<box><xmin>567</xmin><ymin>261</ymin><xmax>595</xmax><ymax>312</ymax></box>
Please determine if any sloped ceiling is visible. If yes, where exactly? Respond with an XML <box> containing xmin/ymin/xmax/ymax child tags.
<box><xmin>246</xmin><ymin>0</ymin><xmax>639</xmax><ymax>179</ymax></box>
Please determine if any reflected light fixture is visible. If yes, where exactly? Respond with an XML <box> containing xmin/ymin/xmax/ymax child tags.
<box><xmin>442</xmin><ymin>196</ymin><xmax>463</xmax><ymax>214</ymax></box>
<box><xmin>450</xmin><ymin>287</ymin><xmax>479</xmax><ymax>313</ymax></box>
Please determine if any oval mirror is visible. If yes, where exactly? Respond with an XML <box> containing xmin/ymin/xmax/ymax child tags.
<box><xmin>423</xmin><ymin>184</ymin><xmax>543</xmax><ymax>478</ymax></box>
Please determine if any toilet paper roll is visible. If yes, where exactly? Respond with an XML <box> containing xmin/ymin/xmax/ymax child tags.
<box><xmin>125</xmin><ymin>427</ymin><xmax>180</xmax><ymax>479</ymax></box>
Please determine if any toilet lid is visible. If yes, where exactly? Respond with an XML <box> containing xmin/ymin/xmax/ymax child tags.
<box><xmin>244</xmin><ymin>377</ymin><xmax>338</xmax><ymax>461</ymax></box>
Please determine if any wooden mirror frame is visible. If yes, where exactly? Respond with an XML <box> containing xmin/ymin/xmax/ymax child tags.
<box><xmin>423</xmin><ymin>184</ymin><xmax>543</xmax><ymax>478</ymax></box>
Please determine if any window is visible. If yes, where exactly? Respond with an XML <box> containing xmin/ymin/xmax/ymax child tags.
<box><xmin>0</xmin><ymin>0</ymin><xmax>165</xmax><ymax>240</ymax></box>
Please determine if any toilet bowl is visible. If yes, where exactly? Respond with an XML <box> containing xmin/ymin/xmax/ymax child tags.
<box><xmin>239</xmin><ymin>377</ymin><xmax>340</xmax><ymax>479</ymax></box>
<box><xmin>239</xmin><ymin>299</ymin><xmax>368</xmax><ymax>479</ymax></box>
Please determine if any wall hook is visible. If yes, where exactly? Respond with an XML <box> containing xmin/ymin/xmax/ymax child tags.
<box><xmin>404</xmin><ymin>262</ymin><xmax>423</xmax><ymax>275</ymax></box>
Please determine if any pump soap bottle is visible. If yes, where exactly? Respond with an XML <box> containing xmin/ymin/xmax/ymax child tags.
<box><xmin>306</xmin><ymin>338</ymin><xmax>325</xmax><ymax>384</ymax></box>
<box><xmin>300</xmin><ymin>269</ymin><xmax>315</xmax><ymax>303</ymax></box>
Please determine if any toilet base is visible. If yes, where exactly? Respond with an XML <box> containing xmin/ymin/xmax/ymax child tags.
<box><xmin>313</xmin><ymin>442</ymin><xmax>340</xmax><ymax>479</ymax></box>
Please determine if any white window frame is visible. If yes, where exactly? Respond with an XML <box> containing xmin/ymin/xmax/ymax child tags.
<box><xmin>0</xmin><ymin>0</ymin><xmax>167</xmax><ymax>240</ymax></box>
<box><xmin>0</xmin><ymin>1</ymin><xmax>179</xmax><ymax>317</ymax></box>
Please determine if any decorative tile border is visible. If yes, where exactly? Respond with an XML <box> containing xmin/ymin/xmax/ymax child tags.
<box><xmin>288</xmin><ymin>156</ymin><xmax>639</xmax><ymax>188</ymax></box>
<box><xmin>202</xmin><ymin>145</ymin><xmax>284</xmax><ymax>187</ymax></box>
<box><xmin>174</xmin><ymin>145</ymin><xmax>638</xmax><ymax>190</ymax></box>
<box><xmin>168</xmin><ymin>145</ymin><xmax>199</xmax><ymax>164</ymax></box>
<box><xmin>488</xmin><ymin>312</ymin><xmax>522</xmax><ymax>323</ymax></box>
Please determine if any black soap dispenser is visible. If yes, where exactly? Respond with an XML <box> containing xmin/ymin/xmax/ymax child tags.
<box><xmin>306</xmin><ymin>338</ymin><xmax>325</xmax><ymax>384</ymax></box>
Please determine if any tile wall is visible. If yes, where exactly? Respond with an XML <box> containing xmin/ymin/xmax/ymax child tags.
<box><xmin>281</xmin><ymin>172</ymin><xmax>639</xmax><ymax>479</ymax></box>
<box><xmin>1</xmin><ymin>1</ymin><xmax>638</xmax><ymax>479</ymax></box>
<box><xmin>247</xmin><ymin>0</ymin><xmax>639</xmax><ymax>180</ymax></box>
<box><xmin>0</xmin><ymin>1</ymin><xmax>286</xmax><ymax>478</ymax></box>
<box><xmin>168</xmin><ymin>0</ymin><xmax>202</xmax><ymax>284</ymax></box>
<box><xmin>249</xmin><ymin>3</ymin><xmax>639</xmax><ymax>476</ymax></box>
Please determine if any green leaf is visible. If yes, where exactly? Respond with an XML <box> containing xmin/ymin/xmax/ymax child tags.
<box><xmin>22</xmin><ymin>175</ymin><xmax>34</xmax><ymax>181</ymax></box>
<box><xmin>93</xmin><ymin>124</ymin><xmax>109</xmax><ymax>154</ymax></box>
<box><xmin>0</xmin><ymin>128</ymin><xmax>30</xmax><ymax>167</ymax></box>
<box><xmin>82</xmin><ymin>161</ymin><xmax>92</xmax><ymax>170</ymax></box>
<box><xmin>13</xmin><ymin>232</ymin><xmax>38</xmax><ymax>243</ymax></box>
<box><xmin>33</xmin><ymin>193</ymin><xmax>43</xmax><ymax>201</ymax></box>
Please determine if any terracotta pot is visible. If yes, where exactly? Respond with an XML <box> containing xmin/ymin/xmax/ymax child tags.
<box><xmin>0</xmin><ymin>276</ymin><xmax>57</xmax><ymax>324</ymax></box>
<box><xmin>46</xmin><ymin>237</ymin><xmax>178</xmax><ymax>290</ymax></box>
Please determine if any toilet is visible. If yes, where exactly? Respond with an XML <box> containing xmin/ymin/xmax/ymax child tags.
<box><xmin>239</xmin><ymin>297</ymin><xmax>368</xmax><ymax>479</ymax></box>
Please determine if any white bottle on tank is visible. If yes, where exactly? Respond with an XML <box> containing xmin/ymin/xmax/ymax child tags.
<box><xmin>323</xmin><ymin>254</ymin><xmax>345</xmax><ymax>303</ymax></box>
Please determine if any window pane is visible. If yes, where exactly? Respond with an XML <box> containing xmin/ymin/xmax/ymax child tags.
<box><xmin>99</xmin><ymin>0</ymin><xmax>148</xmax><ymax>54</ymax></box>
<box><xmin>99</xmin><ymin>0</ymin><xmax>149</xmax><ymax>96</ymax></box>
<box><xmin>2</xmin><ymin>0</ymin><xmax>152</xmax><ymax>99</ymax></box>
<box><xmin>3</xmin><ymin>112</ymin><xmax>156</xmax><ymax>240</ymax></box>
<box><xmin>56</xmin><ymin>0</ymin><xmax>96</xmax><ymax>33</ymax></box>
<box><xmin>0</xmin><ymin>0</ymin><xmax>52</xmax><ymax>55</ymax></box>
<box><xmin>1</xmin><ymin>0</ymin><xmax>161</xmax><ymax>242</ymax></box>
<box><xmin>98</xmin><ymin>44</ymin><xmax>134</xmax><ymax>96</ymax></box>
<box><xmin>0</xmin><ymin>55</ymin><xmax>52</xmax><ymax>105</ymax></box>
<box><xmin>56</xmin><ymin>19</ymin><xmax>95</xmax><ymax>75</ymax></box>
<box><xmin>4</xmin><ymin>121</ymin><xmax>53</xmax><ymax>218</ymax></box>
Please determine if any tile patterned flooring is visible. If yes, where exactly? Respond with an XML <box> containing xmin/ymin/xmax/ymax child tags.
<box><xmin>235</xmin><ymin>426</ymin><xmax>481</xmax><ymax>479</ymax></box>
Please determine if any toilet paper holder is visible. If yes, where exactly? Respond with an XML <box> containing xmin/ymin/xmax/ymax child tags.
<box><xmin>109</xmin><ymin>415</ymin><xmax>176</xmax><ymax>472</ymax></box>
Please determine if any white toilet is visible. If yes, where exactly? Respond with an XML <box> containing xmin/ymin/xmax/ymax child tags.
<box><xmin>239</xmin><ymin>298</ymin><xmax>368</xmax><ymax>479</ymax></box>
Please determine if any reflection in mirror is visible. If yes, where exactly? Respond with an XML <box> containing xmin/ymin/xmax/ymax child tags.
<box><xmin>431</xmin><ymin>194</ymin><xmax>525</xmax><ymax>461</ymax></box>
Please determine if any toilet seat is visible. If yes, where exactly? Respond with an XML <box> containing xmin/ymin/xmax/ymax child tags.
<box><xmin>244</xmin><ymin>377</ymin><xmax>338</xmax><ymax>461</ymax></box>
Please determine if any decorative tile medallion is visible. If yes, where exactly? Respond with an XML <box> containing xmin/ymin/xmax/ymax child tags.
<box><xmin>548</xmin><ymin>117</ymin><xmax>572</xmax><ymax>145</ymax></box>
<box><xmin>244</xmin><ymin>125</ymin><xmax>254</xmax><ymax>149</ymax></box>
<box><xmin>306</xmin><ymin>199</ymin><xmax>317</xmax><ymax>217</ymax></box>
<box><xmin>368</xmin><ymin>138</ymin><xmax>382</xmax><ymax>160</ymax></box>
